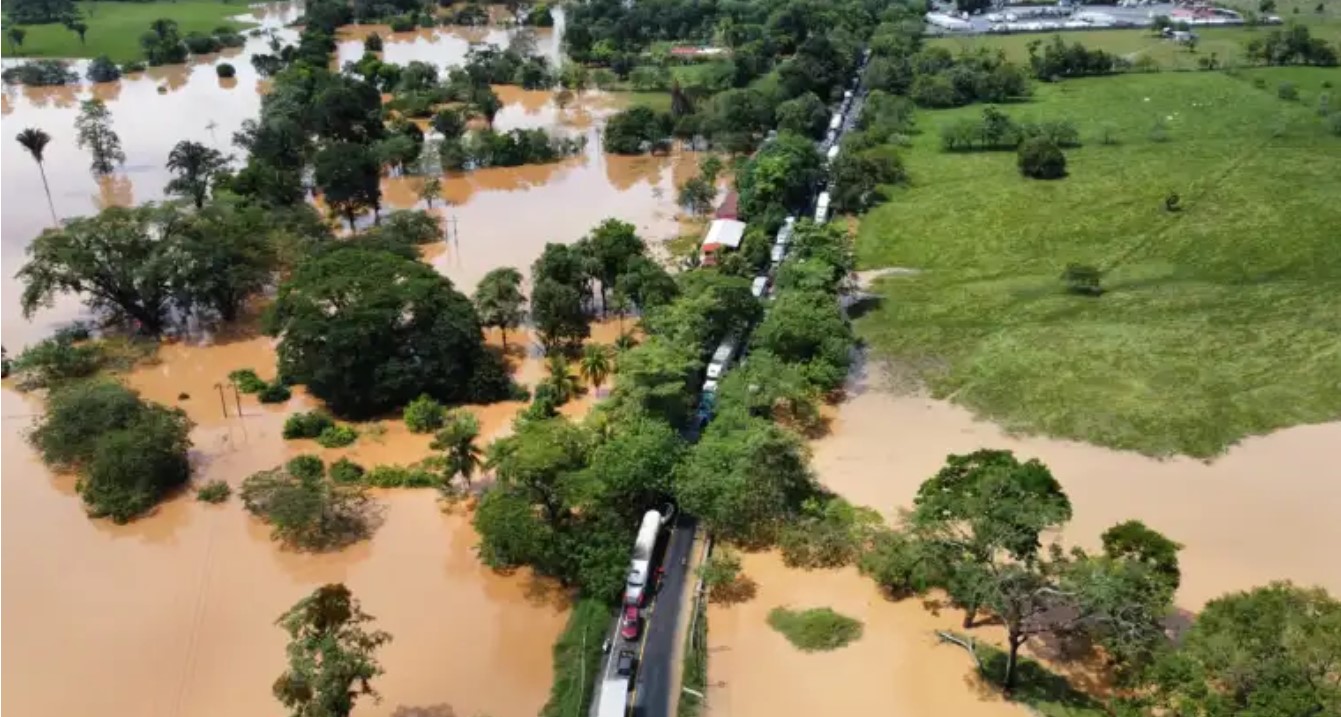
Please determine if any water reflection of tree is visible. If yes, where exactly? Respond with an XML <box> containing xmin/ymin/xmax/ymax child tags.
<box><xmin>90</xmin><ymin>80</ymin><xmax>122</xmax><ymax>103</ymax></box>
<box><xmin>23</xmin><ymin>85</ymin><xmax>80</xmax><ymax>109</ymax></box>
<box><xmin>1</xmin><ymin>92</ymin><xmax>13</xmax><ymax>116</ymax></box>
<box><xmin>604</xmin><ymin>153</ymin><xmax>670</xmax><ymax>192</ymax></box>
<box><xmin>95</xmin><ymin>174</ymin><xmax>135</xmax><ymax>209</ymax></box>
<box><xmin>146</xmin><ymin>65</ymin><xmax>190</xmax><ymax>93</ymax></box>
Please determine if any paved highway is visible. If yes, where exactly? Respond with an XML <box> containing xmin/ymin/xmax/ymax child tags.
<box><xmin>629</xmin><ymin>514</ymin><xmax>697</xmax><ymax>717</ymax></box>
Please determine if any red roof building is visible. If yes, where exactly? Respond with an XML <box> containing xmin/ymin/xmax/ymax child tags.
<box><xmin>714</xmin><ymin>189</ymin><xmax>739</xmax><ymax>220</ymax></box>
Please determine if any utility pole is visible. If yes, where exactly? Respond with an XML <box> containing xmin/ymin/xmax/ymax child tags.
<box><xmin>213</xmin><ymin>383</ymin><xmax>228</xmax><ymax>419</ymax></box>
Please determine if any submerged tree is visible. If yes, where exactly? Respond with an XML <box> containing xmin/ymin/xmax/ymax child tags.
<box><xmin>314</xmin><ymin>141</ymin><xmax>382</xmax><ymax>230</ymax></box>
<box><xmin>430</xmin><ymin>410</ymin><xmax>483</xmax><ymax>489</ymax></box>
<box><xmin>166</xmin><ymin>140</ymin><xmax>230</xmax><ymax>209</ymax></box>
<box><xmin>74</xmin><ymin>99</ymin><xmax>125</xmax><ymax>176</ymax></box>
<box><xmin>578</xmin><ymin>342</ymin><xmax>613</xmax><ymax>395</ymax></box>
<box><xmin>16</xmin><ymin>127</ymin><xmax>58</xmax><ymax>225</ymax></box>
<box><xmin>273</xmin><ymin>584</ymin><xmax>392</xmax><ymax>717</ymax></box>
<box><xmin>472</xmin><ymin>267</ymin><xmax>526</xmax><ymax>349</ymax></box>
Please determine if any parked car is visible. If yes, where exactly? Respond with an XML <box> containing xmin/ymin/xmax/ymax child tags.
<box><xmin>620</xmin><ymin>605</ymin><xmax>641</xmax><ymax>640</ymax></box>
<box><xmin>616</xmin><ymin>649</ymin><xmax>637</xmax><ymax>676</ymax></box>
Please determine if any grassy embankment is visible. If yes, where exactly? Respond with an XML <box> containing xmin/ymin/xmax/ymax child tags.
<box><xmin>766</xmin><ymin>606</ymin><xmax>864</xmax><ymax>651</ymax></box>
<box><xmin>854</xmin><ymin>68</ymin><xmax>1341</xmax><ymax>458</ymax></box>
<box><xmin>677</xmin><ymin>602</ymin><xmax>709</xmax><ymax>717</ymax></box>
<box><xmin>933</xmin><ymin>21</ymin><xmax>1341</xmax><ymax>71</ymax></box>
<box><xmin>4</xmin><ymin>1</ymin><xmax>256</xmax><ymax>63</ymax></box>
<box><xmin>540</xmin><ymin>598</ymin><xmax>613</xmax><ymax>717</ymax></box>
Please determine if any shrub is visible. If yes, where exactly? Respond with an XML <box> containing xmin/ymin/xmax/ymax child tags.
<box><xmin>30</xmin><ymin>381</ymin><xmax>194</xmax><ymax>522</ymax></box>
<box><xmin>778</xmin><ymin>498</ymin><xmax>882</xmax><ymax>569</ymax></box>
<box><xmin>11</xmin><ymin>336</ymin><xmax>104</xmax><ymax>390</ymax></box>
<box><xmin>364</xmin><ymin>32</ymin><xmax>383</xmax><ymax>52</ymax></box>
<box><xmin>1017</xmin><ymin>137</ymin><xmax>1067</xmax><ymax>179</ymax></box>
<box><xmin>2</xmin><ymin>60</ymin><xmax>79</xmax><ymax>86</ymax></box>
<box><xmin>1061</xmin><ymin>263</ymin><xmax>1104</xmax><ymax>296</ymax></box>
<box><xmin>403</xmin><ymin>394</ymin><xmax>447</xmax><ymax>433</ymax></box>
<box><xmin>698</xmin><ymin>549</ymin><xmax>755</xmax><ymax>603</ymax></box>
<box><xmin>1097</xmin><ymin>122</ymin><xmax>1120</xmax><ymax>145</ymax></box>
<box><xmin>766</xmin><ymin>607</ymin><xmax>863</xmax><ymax>652</ymax></box>
<box><xmin>87</xmin><ymin>55</ymin><xmax>122</xmax><ymax>83</ymax></box>
<box><xmin>257</xmin><ymin>382</ymin><xmax>292</xmax><ymax>403</ymax></box>
<box><xmin>287</xmin><ymin>454</ymin><xmax>326</xmax><ymax>481</ymax></box>
<box><xmin>240</xmin><ymin>460</ymin><xmax>376</xmax><ymax>550</ymax></box>
<box><xmin>365</xmin><ymin>463</ymin><xmax>441</xmax><ymax>488</ymax></box>
<box><xmin>1253</xmin><ymin>77</ymin><xmax>1268</xmax><ymax>89</ymax></box>
<box><xmin>389</xmin><ymin>15</ymin><xmax>416</xmax><ymax>32</ymax></box>
<box><xmin>121</xmin><ymin>61</ymin><xmax>147</xmax><ymax>75</ymax></box>
<box><xmin>228</xmin><ymin>368</ymin><xmax>268</xmax><ymax>393</ymax></box>
<box><xmin>1278</xmin><ymin>82</ymin><xmax>1299</xmax><ymax>100</ymax></box>
<box><xmin>316</xmin><ymin>424</ymin><xmax>359</xmax><ymax>448</ymax></box>
<box><xmin>329</xmin><ymin>458</ymin><xmax>366</xmax><ymax>484</ymax></box>
<box><xmin>182</xmin><ymin>32</ymin><xmax>222</xmax><ymax>55</ymax></box>
<box><xmin>196</xmin><ymin>480</ymin><xmax>232</xmax><ymax>503</ymax></box>
<box><xmin>283</xmin><ymin>411</ymin><xmax>335</xmax><ymax>439</ymax></box>
<box><xmin>216</xmin><ymin>62</ymin><xmax>236</xmax><ymax>79</ymax></box>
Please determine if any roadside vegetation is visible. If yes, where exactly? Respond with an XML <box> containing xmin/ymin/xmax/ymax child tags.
<box><xmin>539</xmin><ymin>598</ymin><xmax>612</xmax><ymax>717</ymax></box>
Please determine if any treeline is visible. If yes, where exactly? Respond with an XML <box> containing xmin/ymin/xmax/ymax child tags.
<box><xmin>594</xmin><ymin>0</ymin><xmax>930</xmax><ymax>155</ymax></box>
<box><xmin>940</xmin><ymin>105</ymin><xmax>1081</xmax><ymax>152</ymax></box>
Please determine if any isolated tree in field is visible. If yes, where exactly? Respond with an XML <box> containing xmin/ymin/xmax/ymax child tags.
<box><xmin>166</xmin><ymin>140</ymin><xmax>230</xmax><ymax>209</ymax></box>
<box><xmin>579</xmin><ymin>343</ymin><xmax>613</xmax><ymax>394</ymax></box>
<box><xmin>266</xmin><ymin>248</ymin><xmax>501</xmax><ymax>417</ymax></box>
<box><xmin>16</xmin><ymin>127</ymin><xmax>58</xmax><ymax>225</ymax></box>
<box><xmin>910</xmin><ymin>449</ymin><xmax>1073</xmax><ymax>629</ymax></box>
<box><xmin>18</xmin><ymin>205</ymin><xmax>178</xmax><ymax>334</ymax></box>
<box><xmin>430</xmin><ymin>410</ymin><xmax>483</xmax><ymax>488</ymax></box>
<box><xmin>7</xmin><ymin>28</ymin><xmax>26</xmax><ymax>53</ymax></box>
<box><xmin>1017</xmin><ymin>137</ymin><xmax>1066</xmax><ymax>180</ymax></box>
<box><xmin>29</xmin><ymin>380</ymin><xmax>193</xmax><ymax>523</ymax></box>
<box><xmin>473</xmin><ymin>267</ymin><xmax>526</xmax><ymax>349</ymax></box>
<box><xmin>67</xmin><ymin>20</ymin><xmax>88</xmax><ymax>45</ymax></box>
<box><xmin>314</xmin><ymin>142</ymin><xmax>382</xmax><ymax>229</ymax></box>
<box><xmin>417</xmin><ymin>176</ymin><xmax>442</xmax><ymax>208</ymax></box>
<box><xmin>1141</xmin><ymin>582</ymin><xmax>1341</xmax><ymax>716</ymax></box>
<box><xmin>75</xmin><ymin>99</ymin><xmax>125</xmax><ymax>176</ymax></box>
<box><xmin>274</xmin><ymin>584</ymin><xmax>391</xmax><ymax>717</ymax></box>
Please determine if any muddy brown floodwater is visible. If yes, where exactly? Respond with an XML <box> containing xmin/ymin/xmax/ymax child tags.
<box><xmin>1</xmin><ymin>2</ymin><xmax>697</xmax><ymax>715</ymax></box>
<box><xmin>707</xmin><ymin>357</ymin><xmax>1341</xmax><ymax>717</ymax></box>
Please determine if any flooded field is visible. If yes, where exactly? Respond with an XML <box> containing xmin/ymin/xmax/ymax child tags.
<box><xmin>1</xmin><ymin>2</ymin><xmax>689</xmax><ymax>715</ymax></box>
<box><xmin>706</xmin><ymin>357</ymin><xmax>1341</xmax><ymax>716</ymax></box>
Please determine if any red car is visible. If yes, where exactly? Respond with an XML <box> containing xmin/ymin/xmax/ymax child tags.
<box><xmin>620</xmin><ymin>605</ymin><xmax>641</xmax><ymax>640</ymax></box>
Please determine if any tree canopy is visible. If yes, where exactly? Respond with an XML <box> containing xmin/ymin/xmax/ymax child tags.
<box><xmin>273</xmin><ymin>584</ymin><xmax>392</xmax><ymax>717</ymax></box>
<box><xmin>265</xmin><ymin>247</ymin><xmax>508</xmax><ymax>417</ymax></box>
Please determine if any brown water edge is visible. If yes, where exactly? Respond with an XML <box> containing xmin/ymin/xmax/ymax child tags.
<box><xmin>707</xmin><ymin>358</ymin><xmax>1341</xmax><ymax>717</ymax></box>
<box><xmin>706</xmin><ymin>551</ymin><xmax>1030</xmax><ymax>717</ymax></box>
<box><xmin>1</xmin><ymin>317</ymin><xmax>622</xmax><ymax>717</ymax></box>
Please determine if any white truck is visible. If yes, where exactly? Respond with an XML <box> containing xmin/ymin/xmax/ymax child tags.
<box><xmin>751</xmin><ymin>275</ymin><xmax>770</xmax><ymax>298</ymax></box>
<box><xmin>706</xmin><ymin>335</ymin><xmax>739</xmax><ymax>380</ymax></box>
<box><xmin>814</xmin><ymin>192</ymin><xmax>831</xmax><ymax>224</ymax></box>
<box><xmin>623</xmin><ymin>509</ymin><xmax>663</xmax><ymax>606</ymax></box>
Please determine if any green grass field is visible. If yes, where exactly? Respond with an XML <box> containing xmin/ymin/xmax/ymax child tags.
<box><xmin>854</xmin><ymin>68</ymin><xmax>1341</xmax><ymax>457</ymax></box>
<box><xmin>933</xmin><ymin>22</ymin><xmax>1341</xmax><ymax>71</ymax></box>
<box><xmin>5</xmin><ymin>1</ymin><xmax>256</xmax><ymax>63</ymax></box>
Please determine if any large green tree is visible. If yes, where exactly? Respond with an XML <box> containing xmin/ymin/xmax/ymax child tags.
<box><xmin>265</xmin><ymin>248</ymin><xmax>502</xmax><ymax>417</ymax></box>
<box><xmin>19</xmin><ymin>204</ymin><xmax>179</xmax><ymax>333</ymax></box>
<box><xmin>605</xmin><ymin>335</ymin><xmax>699</xmax><ymax>427</ymax></box>
<box><xmin>273</xmin><ymin>584</ymin><xmax>392</xmax><ymax>717</ymax></box>
<box><xmin>1142</xmin><ymin>582</ymin><xmax>1341</xmax><ymax>716</ymax></box>
<box><xmin>531</xmin><ymin>279</ymin><xmax>588</xmax><ymax>352</ymax></box>
<box><xmin>582</xmin><ymin>218</ymin><xmax>646</xmax><ymax>314</ymax></box>
<box><xmin>166</xmin><ymin>140</ymin><xmax>230</xmax><ymax>209</ymax></box>
<box><xmin>673</xmin><ymin>411</ymin><xmax>816</xmax><ymax>544</ymax></box>
<box><xmin>169</xmin><ymin>201</ymin><xmax>277</xmax><ymax>322</ymax></box>
<box><xmin>472</xmin><ymin>267</ymin><xmax>527</xmax><ymax>349</ymax></box>
<box><xmin>750</xmin><ymin>288</ymin><xmax>852</xmax><ymax>390</ymax></box>
<box><xmin>736</xmin><ymin>132</ymin><xmax>823</xmax><ymax>220</ymax></box>
<box><xmin>314</xmin><ymin>141</ymin><xmax>382</xmax><ymax>229</ymax></box>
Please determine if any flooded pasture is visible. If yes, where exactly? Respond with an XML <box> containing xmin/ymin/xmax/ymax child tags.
<box><xmin>1</xmin><ymin>2</ymin><xmax>691</xmax><ymax>715</ymax></box>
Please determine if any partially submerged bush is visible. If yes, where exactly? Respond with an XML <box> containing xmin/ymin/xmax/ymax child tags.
<box><xmin>329</xmin><ymin>458</ymin><xmax>366</xmax><ymax>484</ymax></box>
<box><xmin>86</xmin><ymin>55</ymin><xmax>122</xmax><ymax>83</ymax></box>
<box><xmin>216</xmin><ymin>62</ymin><xmax>236</xmax><ymax>79</ymax></box>
<box><xmin>196</xmin><ymin>480</ymin><xmax>232</xmax><ymax>503</ymax></box>
<box><xmin>228</xmin><ymin>368</ymin><xmax>269</xmax><ymax>393</ymax></box>
<box><xmin>404</xmin><ymin>394</ymin><xmax>447</xmax><ymax>433</ymax></box>
<box><xmin>240</xmin><ymin>459</ymin><xmax>376</xmax><ymax>550</ymax></box>
<box><xmin>257</xmin><ymin>381</ymin><xmax>292</xmax><ymax>403</ymax></box>
<box><xmin>365</xmin><ymin>463</ymin><xmax>441</xmax><ymax>488</ymax></box>
<box><xmin>2</xmin><ymin>60</ymin><xmax>79</xmax><ymax>86</ymax></box>
<box><xmin>767</xmin><ymin>607</ymin><xmax>864</xmax><ymax>652</ymax></box>
<box><xmin>364</xmin><ymin>32</ymin><xmax>384</xmax><ymax>52</ymax></box>
<box><xmin>30</xmin><ymin>381</ymin><xmax>193</xmax><ymax>523</ymax></box>
<box><xmin>316</xmin><ymin>424</ymin><xmax>359</xmax><ymax>448</ymax></box>
<box><xmin>11</xmin><ymin>336</ymin><xmax>104</xmax><ymax>390</ymax></box>
<box><xmin>283</xmin><ymin>411</ymin><xmax>335</xmax><ymax>440</ymax></box>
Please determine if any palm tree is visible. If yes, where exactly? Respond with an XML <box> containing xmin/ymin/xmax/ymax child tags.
<box><xmin>545</xmin><ymin>353</ymin><xmax>579</xmax><ymax>403</ymax></box>
<box><xmin>431</xmin><ymin>410</ymin><xmax>483</xmax><ymax>489</ymax></box>
<box><xmin>579</xmin><ymin>343</ymin><xmax>613</xmax><ymax>395</ymax></box>
<box><xmin>16</xmin><ymin>128</ymin><xmax>58</xmax><ymax>225</ymax></box>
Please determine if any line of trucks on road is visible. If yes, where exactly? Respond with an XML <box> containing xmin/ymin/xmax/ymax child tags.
<box><xmin>595</xmin><ymin>48</ymin><xmax>871</xmax><ymax>717</ymax></box>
